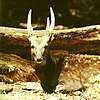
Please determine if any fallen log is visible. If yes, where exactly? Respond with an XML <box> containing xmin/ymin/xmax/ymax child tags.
<box><xmin>0</xmin><ymin>25</ymin><xmax>100</xmax><ymax>60</ymax></box>
<box><xmin>0</xmin><ymin>52</ymin><xmax>39</xmax><ymax>83</ymax></box>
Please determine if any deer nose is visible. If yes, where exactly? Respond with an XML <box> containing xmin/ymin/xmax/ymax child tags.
<box><xmin>37</xmin><ymin>58</ymin><xmax>42</xmax><ymax>62</ymax></box>
<box><xmin>36</xmin><ymin>56</ymin><xmax>43</xmax><ymax>62</ymax></box>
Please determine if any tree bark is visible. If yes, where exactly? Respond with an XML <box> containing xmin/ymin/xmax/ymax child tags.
<box><xmin>0</xmin><ymin>25</ymin><xmax>100</xmax><ymax>58</ymax></box>
<box><xmin>0</xmin><ymin>52</ymin><xmax>39</xmax><ymax>83</ymax></box>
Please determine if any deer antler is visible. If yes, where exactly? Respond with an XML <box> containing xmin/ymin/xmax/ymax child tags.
<box><xmin>27</xmin><ymin>7</ymin><xmax>55</xmax><ymax>36</ymax></box>
<box><xmin>46</xmin><ymin>7</ymin><xmax>55</xmax><ymax>32</ymax></box>
<box><xmin>27</xmin><ymin>9</ymin><xmax>33</xmax><ymax>36</ymax></box>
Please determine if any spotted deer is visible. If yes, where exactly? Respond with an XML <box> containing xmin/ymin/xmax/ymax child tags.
<box><xmin>27</xmin><ymin>7</ymin><xmax>64</xmax><ymax>93</ymax></box>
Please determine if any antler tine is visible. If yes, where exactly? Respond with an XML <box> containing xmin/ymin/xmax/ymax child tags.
<box><xmin>27</xmin><ymin>9</ymin><xmax>33</xmax><ymax>35</ymax></box>
<box><xmin>46</xmin><ymin>17</ymin><xmax>50</xmax><ymax>30</ymax></box>
<box><xmin>46</xmin><ymin>7</ymin><xmax>55</xmax><ymax>32</ymax></box>
<box><xmin>49</xmin><ymin>7</ymin><xmax>55</xmax><ymax>32</ymax></box>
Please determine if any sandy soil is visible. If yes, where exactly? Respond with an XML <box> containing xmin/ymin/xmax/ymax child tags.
<box><xmin>0</xmin><ymin>73</ymin><xmax>100</xmax><ymax>100</ymax></box>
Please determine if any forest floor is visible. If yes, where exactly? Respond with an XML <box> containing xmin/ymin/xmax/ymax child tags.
<box><xmin>0</xmin><ymin>74</ymin><xmax>100</xmax><ymax>100</ymax></box>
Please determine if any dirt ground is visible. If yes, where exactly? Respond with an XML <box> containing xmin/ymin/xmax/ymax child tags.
<box><xmin>0</xmin><ymin>73</ymin><xmax>100</xmax><ymax>100</ymax></box>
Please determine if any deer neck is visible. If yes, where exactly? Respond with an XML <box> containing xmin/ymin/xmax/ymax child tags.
<box><xmin>35</xmin><ymin>49</ymin><xmax>64</xmax><ymax>93</ymax></box>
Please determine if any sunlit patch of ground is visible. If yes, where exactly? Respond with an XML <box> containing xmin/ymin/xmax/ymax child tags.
<box><xmin>0</xmin><ymin>74</ymin><xmax>100</xmax><ymax>100</ymax></box>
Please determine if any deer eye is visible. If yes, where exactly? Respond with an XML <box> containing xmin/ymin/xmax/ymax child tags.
<box><xmin>44</xmin><ymin>46</ymin><xmax>47</xmax><ymax>49</ymax></box>
<box><xmin>31</xmin><ymin>46</ymin><xmax>34</xmax><ymax>48</ymax></box>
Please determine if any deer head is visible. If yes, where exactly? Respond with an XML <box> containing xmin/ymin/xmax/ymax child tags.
<box><xmin>27</xmin><ymin>7</ymin><xmax>55</xmax><ymax>65</ymax></box>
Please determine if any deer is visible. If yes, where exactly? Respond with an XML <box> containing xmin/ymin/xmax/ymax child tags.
<box><xmin>27</xmin><ymin>7</ymin><xmax>64</xmax><ymax>93</ymax></box>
